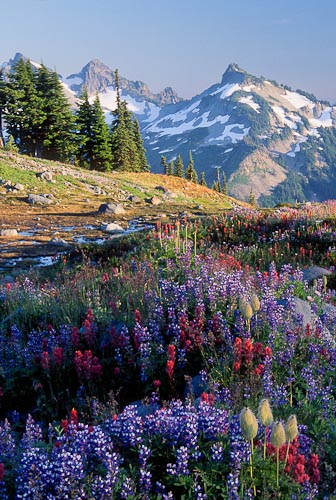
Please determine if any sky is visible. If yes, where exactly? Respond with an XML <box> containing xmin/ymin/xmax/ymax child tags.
<box><xmin>1</xmin><ymin>0</ymin><xmax>336</xmax><ymax>102</ymax></box>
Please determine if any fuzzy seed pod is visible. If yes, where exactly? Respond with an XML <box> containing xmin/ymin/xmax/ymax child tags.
<box><xmin>285</xmin><ymin>415</ymin><xmax>298</xmax><ymax>441</ymax></box>
<box><xmin>241</xmin><ymin>302</ymin><xmax>253</xmax><ymax>321</ymax></box>
<box><xmin>270</xmin><ymin>422</ymin><xmax>286</xmax><ymax>448</ymax></box>
<box><xmin>257</xmin><ymin>399</ymin><xmax>273</xmax><ymax>427</ymax></box>
<box><xmin>251</xmin><ymin>294</ymin><xmax>260</xmax><ymax>313</ymax></box>
<box><xmin>239</xmin><ymin>297</ymin><xmax>247</xmax><ymax>312</ymax></box>
<box><xmin>240</xmin><ymin>407</ymin><xmax>258</xmax><ymax>440</ymax></box>
<box><xmin>323</xmin><ymin>275</ymin><xmax>328</xmax><ymax>289</ymax></box>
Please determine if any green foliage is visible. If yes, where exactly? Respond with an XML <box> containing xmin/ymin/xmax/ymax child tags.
<box><xmin>161</xmin><ymin>155</ymin><xmax>168</xmax><ymax>174</ymax></box>
<box><xmin>91</xmin><ymin>94</ymin><xmax>113</xmax><ymax>171</ymax></box>
<box><xmin>185</xmin><ymin>151</ymin><xmax>198</xmax><ymax>183</ymax></box>
<box><xmin>199</xmin><ymin>171</ymin><xmax>207</xmax><ymax>186</ymax></box>
<box><xmin>174</xmin><ymin>154</ymin><xmax>184</xmax><ymax>177</ymax></box>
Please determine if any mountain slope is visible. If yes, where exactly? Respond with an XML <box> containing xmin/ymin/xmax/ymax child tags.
<box><xmin>144</xmin><ymin>64</ymin><xmax>336</xmax><ymax>204</ymax></box>
<box><xmin>2</xmin><ymin>54</ymin><xmax>336</xmax><ymax>205</ymax></box>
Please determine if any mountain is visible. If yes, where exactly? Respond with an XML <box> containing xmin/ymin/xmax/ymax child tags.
<box><xmin>1</xmin><ymin>53</ymin><xmax>181</xmax><ymax>124</ymax></box>
<box><xmin>2</xmin><ymin>54</ymin><xmax>336</xmax><ymax>205</ymax></box>
<box><xmin>143</xmin><ymin>63</ymin><xmax>336</xmax><ymax>205</ymax></box>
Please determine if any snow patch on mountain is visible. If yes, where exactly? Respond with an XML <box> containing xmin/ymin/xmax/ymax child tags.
<box><xmin>209</xmin><ymin>124</ymin><xmax>250</xmax><ymax>143</ymax></box>
<box><xmin>282</xmin><ymin>90</ymin><xmax>314</xmax><ymax>109</ymax></box>
<box><xmin>239</xmin><ymin>95</ymin><xmax>260</xmax><ymax>113</ymax></box>
<box><xmin>210</xmin><ymin>83</ymin><xmax>241</xmax><ymax>99</ymax></box>
<box><xmin>309</xmin><ymin>107</ymin><xmax>333</xmax><ymax>128</ymax></box>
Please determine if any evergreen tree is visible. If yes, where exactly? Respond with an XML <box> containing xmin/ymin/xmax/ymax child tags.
<box><xmin>216</xmin><ymin>166</ymin><xmax>222</xmax><ymax>193</ymax></box>
<box><xmin>248</xmin><ymin>189</ymin><xmax>257</xmax><ymax>206</ymax></box>
<box><xmin>222</xmin><ymin>172</ymin><xmax>228</xmax><ymax>195</ymax></box>
<box><xmin>0</xmin><ymin>69</ymin><xmax>6</xmax><ymax>148</ymax></box>
<box><xmin>35</xmin><ymin>66</ymin><xmax>76</xmax><ymax>161</ymax></box>
<box><xmin>174</xmin><ymin>154</ymin><xmax>184</xmax><ymax>177</ymax></box>
<box><xmin>91</xmin><ymin>94</ymin><xmax>113</xmax><ymax>171</ymax></box>
<box><xmin>212</xmin><ymin>180</ymin><xmax>220</xmax><ymax>192</ymax></box>
<box><xmin>167</xmin><ymin>160</ymin><xmax>174</xmax><ymax>176</ymax></box>
<box><xmin>5</xmin><ymin>58</ymin><xmax>44</xmax><ymax>155</ymax></box>
<box><xmin>199</xmin><ymin>171</ymin><xmax>207</xmax><ymax>187</ymax></box>
<box><xmin>133</xmin><ymin>118</ymin><xmax>149</xmax><ymax>171</ymax></box>
<box><xmin>161</xmin><ymin>155</ymin><xmax>168</xmax><ymax>174</ymax></box>
<box><xmin>185</xmin><ymin>151</ymin><xmax>198</xmax><ymax>182</ymax></box>
<box><xmin>75</xmin><ymin>87</ymin><xmax>94</xmax><ymax>167</ymax></box>
<box><xmin>111</xmin><ymin>69</ymin><xmax>145</xmax><ymax>172</ymax></box>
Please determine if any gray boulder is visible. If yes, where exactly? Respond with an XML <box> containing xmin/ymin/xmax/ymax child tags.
<box><xmin>149</xmin><ymin>196</ymin><xmax>161</xmax><ymax>206</ymax></box>
<box><xmin>38</xmin><ymin>171</ymin><xmax>53</xmax><ymax>182</ymax></box>
<box><xmin>102</xmin><ymin>223</ymin><xmax>124</xmax><ymax>233</ymax></box>
<box><xmin>27</xmin><ymin>194</ymin><xmax>53</xmax><ymax>205</ymax></box>
<box><xmin>49</xmin><ymin>238</ymin><xmax>71</xmax><ymax>247</ymax></box>
<box><xmin>98</xmin><ymin>203</ymin><xmax>126</xmax><ymax>215</ymax></box>
<box><xmin>128</xmin><ymin>195</ymin><xmax>141</xmax><ymax>204</ymax></box>
<box><xmin>302</xmin><ymin>266</ymin><xmax>332</xmax><ymax>282</ymax></box>
<box><xmin>13</xmin><ymin>183</ymin><xmax>24</xmax><ymax>191</ymax></box>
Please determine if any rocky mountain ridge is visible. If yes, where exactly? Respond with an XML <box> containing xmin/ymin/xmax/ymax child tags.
<box><xmin>2</xmin><ymin>54</ymin><xmax>336</xmax><ymax>205</ymax></box>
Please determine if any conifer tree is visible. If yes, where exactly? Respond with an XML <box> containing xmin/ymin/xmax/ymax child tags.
<box><xmin>35</xmin><ymin>66</ymin><xmax>76</xmax><ymax>161</ymax></box>
<box><xmin>75</xmin><ymin>87</ymin><xmax>94</xmax><ymax>167</ymax></box>
<box><xmin>5</xmin><ymin>58</ymin><xmax>44</xmax><ymax>155</ymax></box>
<box><xmin>185</xmin><ymin>151</ymin><xmax>198</xmax><ymax>182</ymax></box>
<box><xmin>161</xmin><ymin>155</ymin><xmax>168</xmax><ymax>174</ymax></box>
<box><xmin>199</xmin><ymin>171</ymin><xmax>207</xmax><ymax>187</ymax></box>
<box><xmin>212</xmin><ymin>180</ymin><xmax>220</xmax><ymax>192</ymax></box>
<box><xmin>174</xmin><ymin>154</ymin><xmax>184</xmax><ymax>177</ymax></box>
<box><xmin>0</xmin><ymin>69</ymin><xmax>6</xmax><ymax>148</ymax></box>
<box><xmin>91</xmin><ymin>94</ymin><xmax>113</xmax><ymax>171</ymax></box>
<box><xmin>111</xmin><ymin>69</ymin><xmax>149</xmax><ymax>172</ymax></box>
<box><xmin>133</xmin><ymin>118</ymin><xmax>149</xmax><ymax>171</ymax></box>
<box><xmin>167</xmin><ymin>160</ymin><xmax>174</xmax><ymax>176</ymax></box>
<box><xmin>216</xmin><ymin>166</ymin><xmax>222</xmax><ymax>193</ymax></box>
<box><xmin>222</xmin><ymin>171</ymin><xmax>228</xmax><ymax>195</ymax></box>
<box><xmin>249</xmin><ymin>189</ymin><xmax>257</xmax><ymax>206</ymax></box>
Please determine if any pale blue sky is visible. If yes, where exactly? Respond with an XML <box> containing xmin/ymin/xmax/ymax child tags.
<box><xmin>1</xmin><ymin>0</ymin><xmax>335</xmax><ymax>102</ymax></box>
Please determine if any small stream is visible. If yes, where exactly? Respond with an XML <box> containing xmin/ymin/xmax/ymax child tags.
<box><xmin>0</xmin><ymin>219</ymin><xmax>154</xmax><ymax>273</ymax></box>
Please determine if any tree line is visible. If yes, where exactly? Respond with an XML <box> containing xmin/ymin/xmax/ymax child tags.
<box><xmin>0</xmin><ymin>58</ymin><xmax>149</xmax><ymax>172</ymax></box>
<box><xmin>161</xmin><ymin>153</ymin><xmax>229</xmax><ymax>193</ymax></box>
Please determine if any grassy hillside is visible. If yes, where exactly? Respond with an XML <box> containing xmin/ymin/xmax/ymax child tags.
<box><xmin>0</xmin><ymin>150</ymin><xmax>245</xmax><ymax>215</ymax></box>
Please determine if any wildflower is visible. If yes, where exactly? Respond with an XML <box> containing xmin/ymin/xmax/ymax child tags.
<box><xmin>40</xmin><ymin>351</ymin><xmax>50</xmax><ymax>370</ymax></box>
<box><xmin>240</xmin><ymin>407</ymin><xmax>258</xmax><ymax>440</ymax></box>
<box><xmin>258</xmin><ymin>399</ymin><xmax>273</xmax><ymax>427</ymax></box>
<box><xmin>285</xmin><ymin>415</ymin><xmax>298</xmax><ymax>442</ymax></box>
<box><xmin>52</xmin><ymin>347</ymin><xmax>64</xmax><ymax>367</ymax></box>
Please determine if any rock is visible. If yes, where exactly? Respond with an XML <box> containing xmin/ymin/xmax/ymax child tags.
<box><xmin>292</xmin><ymin>297</ymin><xmax>312</xmax><ymax>328</ymax></box>
<box><xmin>164</xmin><ymin>191</ymin><xmax>177</xmax><ymax>199</ymax></box>
<box><xmin>0</xmin><ymin>229</ymin><xmax>18</xmax><ymax>237</ymax></box>
<box><xmin>98</xmin><ymin>203</ymin><xmax>126</xmax><ymax>215</ymax></box>
<box><xmin>128</xmin><ymin>195</ymin><xmax>141</xmax><ymax>204</ymax></box>
<box><xmin>302</xmin><ymin>266</ymin><xmax>332</xmax><ymax>283</ymax></box>
<box><xmin>13</xmin><ymin>183</ymin><xmax>24</xmax><ymax>191</ymax></box>
<box><xmin>38</xmin><ymin>171</ymin><xmax>53</xmax><ymax>182</ymax></box>
<box><xmin>49</xmin><ymin>238</ymin><xmax>71</xmax><ymax>247</ymax></box>
<box><xmin>102</xmin><ymin>223</ymin><xmax>124</xmax><ymax>233</ymax></box>
<box><xmin>149</xmin><ymin>196</ymin><xmax>161</xmax><ymax>206</ymax></box>
<box><xmin>27</xmin><ymin>194</ymin><xmax>53</xmax><ymax>205</ymax></box>
<box><xmin>155</xmin><ymin>185</ymin><xmax>169</xmax><ymax>193</ymax></box>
